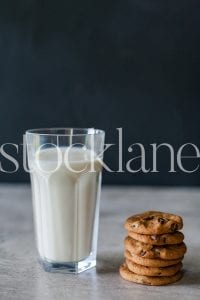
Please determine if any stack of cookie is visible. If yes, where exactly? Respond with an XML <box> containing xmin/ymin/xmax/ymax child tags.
<box><xmin>120</xmin><ymin>211</ymin><xmax>187</xmax><ymax>286</ymax></box>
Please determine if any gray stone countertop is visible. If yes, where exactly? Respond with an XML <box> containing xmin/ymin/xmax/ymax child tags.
<box><xmin>0</xmin><ymin>184</ymin><xmax>200</xmax><ymax>300</ymax></box>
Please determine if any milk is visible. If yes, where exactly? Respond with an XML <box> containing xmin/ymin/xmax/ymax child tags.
<box><xmin>29</xmin><ymin>147</ymin><xmax>102</xmax><ymax>263</ymax></box>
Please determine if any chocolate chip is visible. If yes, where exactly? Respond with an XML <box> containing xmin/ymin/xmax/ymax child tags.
<box><xmin>158</xmin><ymin>217</ymin><xmax>166</xmax><ymax>224</ymax></box>
<box><xmin>151</xmin><ymin>235</ymin><xmax>159</xmax><ymax>241</ymax></box>
<box><xmin>142</xmin><ymin>221</ymin><xmax>148</xmax><ymax>228</ymax></box>
<box><xmin>143</xmin><ymin>216</ymin><xmax>154</xmax><ymax>221</ymax></box>
<box><xmin>132</xmin><ymin>222</ymin><xmax>140</xmax><ymax>228</ymax></box>
<box><xmin>171</xmin><ymin>223</ymin><xmax>178</xmax><ymax>232</ymax></box>
<box><xmin>154</xmin><ymin>248</ymin><xmax>160</xmax><ymax>253</ymax></box>
<box><xmin>140</xmin><ymin>250</ymin><xmax>146</xmax><ymax>256</ymax></box>
<box><xmin>163</xmin><ymin>237</ymin><xmax>167</xmax><ymax>243</ymax></box>
<box><xmin>157</xmin><ymin>272</ymin><xmax>162</xmax><ymax>275</ymax></box>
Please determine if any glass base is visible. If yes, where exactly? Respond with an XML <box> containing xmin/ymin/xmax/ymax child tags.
<box><xmin>39</xmin><ymin>255</ymin><xmax>96</xmax><ymax>274</ymax></box>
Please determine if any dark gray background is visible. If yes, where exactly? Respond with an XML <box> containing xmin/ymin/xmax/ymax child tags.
<box><xmin>0</xmin><ymin>0</ymin><xmax>200</xmax><ymax>185</ymax></box>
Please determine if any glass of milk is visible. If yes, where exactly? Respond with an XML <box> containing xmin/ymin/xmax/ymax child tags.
<box><xmin>25</xmin><ymin>128</ymin><xmax>105</xmax><ymax>274</ymax></box>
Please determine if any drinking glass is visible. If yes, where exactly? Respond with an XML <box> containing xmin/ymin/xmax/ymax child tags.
<box><xmin>25</xmin><ymin>128</ymin><xmax>105</xmax><ymax>274</ymax></box>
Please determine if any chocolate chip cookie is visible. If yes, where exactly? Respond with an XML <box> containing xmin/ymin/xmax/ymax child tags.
<box><xmin>119</xmin><ymin>263</ymin><xmax>183</xmax><ymax>286</ymax></box>
<box><xmin>126</xmin><ymin>258</ymin><xmax>182</xmax><ymax>277</ymax></box>
<box><xmin>128</xmin><ymin>231</ymin><xmax>184</xmax><ymax>245</ymax></box>
<box><xmin>124</xmin><ymin>211</ymin><xmax>183</xmax><ymax>234</ymax></box>
<box><xmin>125</xmin><ymin>236</ymin><xmax>187</xmax><ymax>260</ymax></box>
<box><xmin>124</xmin><ymin>249</ymin><xmax>183</xmax><ymax>267</ymax></box>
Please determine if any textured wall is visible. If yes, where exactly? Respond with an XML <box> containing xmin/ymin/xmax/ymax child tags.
<box><xmin>0</xmin><ymin>1</ymin><xmax>199</xmax><ymax>184</ymax></box>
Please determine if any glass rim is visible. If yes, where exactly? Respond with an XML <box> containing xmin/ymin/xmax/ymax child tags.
<box><xmin>25</xmin><ymin>127</ymin><xmax>105</xmax><ymax>137</ymax></box>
